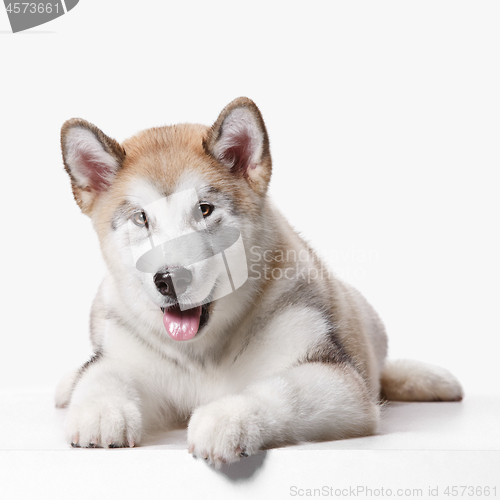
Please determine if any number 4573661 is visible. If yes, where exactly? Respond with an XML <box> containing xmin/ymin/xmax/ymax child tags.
<box><xmin>5</xmin><ymin>3</ymin><xmax>60</xmax><ymax>14</ymax></box>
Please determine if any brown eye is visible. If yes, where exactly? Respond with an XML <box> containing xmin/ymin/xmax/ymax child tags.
<box><xmin>199</xmin><ymin>202</ymin><xmax>214</xmax><ymax>218</ymax></box>
<box><xmin>132</xmin><ymin>210</ymin><xmax>148</xmax><ymax>227</ymax></box>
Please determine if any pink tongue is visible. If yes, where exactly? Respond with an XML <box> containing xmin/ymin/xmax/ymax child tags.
<box><xmin>163</xmin><ymin>305</ymin><xmax>202</xmax><ymax>341</ymax></box>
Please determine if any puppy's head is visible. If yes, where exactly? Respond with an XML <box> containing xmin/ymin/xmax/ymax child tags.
<box><xmin>61</xmin><ymin>97</ymin><xmax>271</xmax><ymax>341</ymax></box>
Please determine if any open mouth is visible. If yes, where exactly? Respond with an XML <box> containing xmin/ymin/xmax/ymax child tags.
<box><xmin>160</xmin><ymin>302</ymin><xmax>210</xmax><ymax>341</ymax></box>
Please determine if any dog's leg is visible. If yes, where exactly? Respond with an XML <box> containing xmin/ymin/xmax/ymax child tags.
<box><xmin>64</xmin><ymin>358</ymin><xmax>144</xmax><ymax>448</ymax></box>
<box><xmin>187</xmin><ymin>362</ymin><xmax>378</xmax><ymax>467</ymax></box>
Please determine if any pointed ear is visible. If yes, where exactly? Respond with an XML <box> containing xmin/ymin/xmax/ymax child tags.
<box><xmin>204</xmin><ymin>97</ymin><xmax>272</xmax><ymax>195</ymax></box>
<box><xmin>61</xmin><ymin>118</ymin><xmax>125</xmax><ymax>214</ymax></box>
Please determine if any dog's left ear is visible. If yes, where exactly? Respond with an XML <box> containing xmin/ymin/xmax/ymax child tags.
<box><xmin>204</xmin><ymin>97</ymin><xmax>272</xmax><ymax>195</ymax></box>
<box><xmin>61</xmin><ymin>118</ymin><xmax>126</xmax><ymax>214</ymax></box>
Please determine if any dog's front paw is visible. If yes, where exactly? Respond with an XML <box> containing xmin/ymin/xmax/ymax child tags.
<box><xmin>65</xmin><ymin>394</ymin><xmax>142</xmax><ymax>448</ymax></box>
<box><xmin>187</xmin><ymin>395</ymin><xmax>264</xmax><ymax>468</ymax></box>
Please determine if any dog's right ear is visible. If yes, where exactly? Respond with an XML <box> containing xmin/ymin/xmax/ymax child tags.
<box><xmin>204</xmin><ymin>97</ymin><xmax>272</xmax><ymax>195</ymax></box>
<box><xmin>61</xmin><ymin>119</ymin><xmax>126</xmax><ymax>214</ymax></box>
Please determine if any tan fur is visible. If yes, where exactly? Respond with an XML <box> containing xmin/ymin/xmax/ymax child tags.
<box><xmin>90</xmin><ymin>124</ymin><xmax>261</xmax><ymax>243</ymax></box>
<box><xmin>381</xmin><ymin>359</ymin><xmax>464</xmax><ymax>402</ymax></box>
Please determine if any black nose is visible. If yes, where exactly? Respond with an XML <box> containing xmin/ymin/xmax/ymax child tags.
<box><xmin>154</xmin><ymin>268</ymin><xmax>192</xmax><ymax>298</ymax></box>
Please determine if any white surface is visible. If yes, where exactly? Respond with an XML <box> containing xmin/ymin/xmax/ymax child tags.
<box><xmin>1</xmin><ymin>390</ymin><xmax>499</xmax><ymax>452</ymax></box>
<box><xmin>0</xmin><ymin>390</ymin><xmax>498</xmax><ymax>499</ymax></box>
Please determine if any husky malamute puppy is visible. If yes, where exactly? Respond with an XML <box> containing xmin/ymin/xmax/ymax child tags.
<box><xmin>56</xmin><ymin>97</ymin><xmax>463</xmax><ymax>466</ymax></box>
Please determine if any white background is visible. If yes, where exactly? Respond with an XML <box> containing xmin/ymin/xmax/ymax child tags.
<box><xmin>1</xmin><ymin>0</ymin><xmax>499</xmax><ymax>400</ymax></box>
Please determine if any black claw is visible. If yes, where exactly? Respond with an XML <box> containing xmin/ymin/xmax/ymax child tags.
<box><xmin>86</xmin><ymin>443</ymin><xmax>98</xmax><ymax>448</ymax></box>
<box><xmin>70</xmin><ymin>442</ymin><xmax>80</xmax><ymax>448</ymax></box>
<box><xmin>240</xmin><ymin>451</ymin><xmax>249</xmax><ymax>457</ymax></box>
<box><xmin>108</xmin><ymin>443</ymin><xmax>121</xmax><ymax>448</ymax></box>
